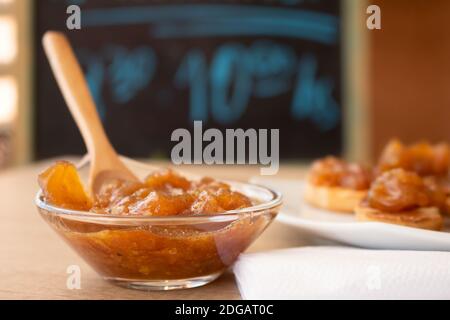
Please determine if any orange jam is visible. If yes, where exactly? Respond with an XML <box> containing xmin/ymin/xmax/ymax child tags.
<box><xmin>37</xmin><ymin>162</ymin><xmax>274</xmax><ymax>281</ymax></box>
<box><xmin>367</xmin><ymin>168</ymin><xmax>431</xmax><ymax>212</ymax></box>
<box><xmin>307</xmin><ymin>156</ymin><xmax>372</xmax><ymax>190</ymax></box>
<box><xmin>376</xmin><ymin>139</ymin><xmax>450</xmax><ymax>176</ymax></box>
<box><xmin>38</xmin><ymin>161</ymin><xmax>253</xmax><ymax>215</ymax></box>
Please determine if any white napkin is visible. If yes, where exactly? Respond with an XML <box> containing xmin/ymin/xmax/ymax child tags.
<box><xmin>233</xmin><ymin>247</ymin><xmax>450</xmax><ymax>300</ymax></box>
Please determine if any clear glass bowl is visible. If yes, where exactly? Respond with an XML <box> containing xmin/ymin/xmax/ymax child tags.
<box><xmin>35</xmin><ymin>157</ymin><xmax>282</xmax><ymax>290</ymax></box>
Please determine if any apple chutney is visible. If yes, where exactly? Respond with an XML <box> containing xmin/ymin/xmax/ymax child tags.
<box><xmin>36</xmin><ymin>161</ymin><xmax>280</xmax><ymax>289</ymax></box>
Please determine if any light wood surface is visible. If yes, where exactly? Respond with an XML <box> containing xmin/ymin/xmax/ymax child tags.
<box><xmin>0</xmin><ymin>159</ymin><xmax>326</xmax><ymax>300</ymax></box>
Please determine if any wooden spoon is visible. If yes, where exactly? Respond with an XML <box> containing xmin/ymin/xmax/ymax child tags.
<box><xmin>42</xmin><ymin>31</ymin><xmax>138</xmax><ymax>196</ymax></box>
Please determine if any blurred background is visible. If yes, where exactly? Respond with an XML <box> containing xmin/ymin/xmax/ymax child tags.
<box><xmin>0</xmin><ymin>0</ymin><xmax>449</xmax><ymax>171</ymax></box>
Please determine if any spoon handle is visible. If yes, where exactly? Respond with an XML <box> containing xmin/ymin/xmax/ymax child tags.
<box><xmin>42</xmin><ymin>31</ymin><xmax>114</xmax><ymax>159</ymax></box>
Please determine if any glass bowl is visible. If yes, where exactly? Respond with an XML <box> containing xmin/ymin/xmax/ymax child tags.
<box><xmin>35</xmin><ymin>156</ymin><xmax>282</xmax><ymax>290</ymax></box>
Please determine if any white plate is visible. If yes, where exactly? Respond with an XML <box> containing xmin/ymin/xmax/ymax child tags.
<box><xmin>250</xmin><ymin>177</ymin><xmax>450</xmax><ymax>251</ymax></box>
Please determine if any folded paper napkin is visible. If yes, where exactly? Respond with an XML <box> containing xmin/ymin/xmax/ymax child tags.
<box><xmin>233</xmin><ymin>247</ymin><xmax>450</xmax><ymax>300</ymax></box>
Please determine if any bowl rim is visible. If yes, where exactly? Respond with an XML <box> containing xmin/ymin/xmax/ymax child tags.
<box><xmin>35</xmin><ymin>156</ymin><xmax>282</xmax><ymax>224</ymax></box>
<box><xmin>35</xmin><ymin>183</ymin><xmax>282</xmax><ymax>224</ymax></box>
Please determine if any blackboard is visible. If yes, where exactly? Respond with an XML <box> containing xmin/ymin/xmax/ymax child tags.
<box><xmin>35</xmin><ymin>0</ymin><xmax>342</xmax><ymax>161</ymax></box>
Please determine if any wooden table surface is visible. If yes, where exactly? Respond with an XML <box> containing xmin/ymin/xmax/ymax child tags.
<box><xmin>0</xmin><ymin>159</ymin><xmax>326</xmax><ymax>300</ymax></box>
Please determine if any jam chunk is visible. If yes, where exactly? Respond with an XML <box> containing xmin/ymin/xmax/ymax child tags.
<box><xmin>38</xmin><ymin>164</ymin><xmax>253</xmax><ymax>216</ymax></box>
<box><xmin>308</xmin><ymin>156</ymin><xmax>372</xmax><ymax>190</ymax></box>
<box><xmin>145</xmin><ymin>169</ymin><xmax>191</xmax><ymax>191</ymax></box>
<box><xmin>377</xmin><ymin>139</ymin><xmax>450</xmax><ymax>176</ymax></box>
<box><xmin>38</xmin><ymin>161</ymin><xmax>92</xmax><ymax>210</ymax></box>
<box><xmin>92</xmin><ymin>180</ymin><xmax>147</xmax><ymax>214</ymax></box>
<box><xmin>127</xmin><ymin>191</ymin><xmax>194</xmax><ymax>216</ymax></box>
<box><xmin>367</xmin><ymin>168</ymin><xmax>431</xmax><ymax>212</ymax></box>
<box><xmin>190</xmin><ymin>188</ymin><xmax>252</xmax><ymax>214</ymax></box>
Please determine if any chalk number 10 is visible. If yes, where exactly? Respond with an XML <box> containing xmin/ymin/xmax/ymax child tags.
<box><xmin>175</xmin><ymin>42</ymin><xmax>339</xmax><ymax>131</ymax></box>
